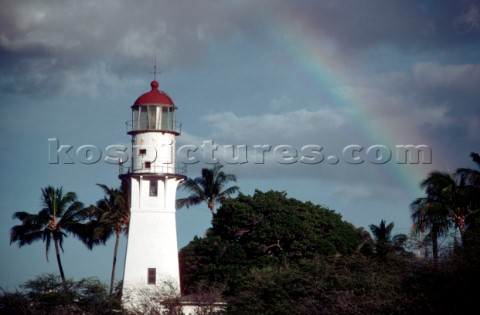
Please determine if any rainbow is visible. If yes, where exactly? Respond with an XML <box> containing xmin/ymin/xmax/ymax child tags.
<box><xmin>267</xmin><ymin>16</ymin><xmax>430</xmax><ymax>196</ymax></box>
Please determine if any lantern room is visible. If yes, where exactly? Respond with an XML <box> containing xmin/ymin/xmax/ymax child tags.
<box><xmin>128</xmin><ymin>80</ymin><xmax>180</xmax><ymax>135</ymax></box>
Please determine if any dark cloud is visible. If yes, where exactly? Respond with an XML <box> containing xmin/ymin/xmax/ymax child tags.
<box><xmin>1</xmin><ymin>0</ymin><xmax>475</xmax><ymax>158</ymax></box>
<box><xmin>258</xmin><ymin>0</ymin><xmax>480</xmax><ymax>56</ymax></box>
<box><xmin>0</xmin><ymin>0</ymin><xmax>240</xmax><ymax>95</ymax></box>
<box><xmin>2</xmin><ymin>0</ymin><xmax>480</xmax><ymax>97</ymax></box>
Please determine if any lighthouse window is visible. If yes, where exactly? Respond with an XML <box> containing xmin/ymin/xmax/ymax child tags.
<box><xmin>139</xmin><ymin>149</ymin><xmax>146</xmax><ymax>156</ymax></box>
<box><xmin>147</xmin><ymin>268</ymin><xmax>156</xmax><ymax>285</ymax></box>
<box><xmin>148</xmin><ymin>106</ymin><xmax>157</xmax><ymax>129</ymax></box>
<box><xmin>145</xmin><ymin>161</ymin><xmax>151</xmax><ymax>169</ymax></box>
<box><xmin>150</xmin><ymin>180</ymin><xmax>158</xmax><ymax>196</ymax></box>
<box><xmin>139</xmin><ymin>107</ymin><xmax>148</xmax><ymax>129</ymax></box>
<box><xmin>132</xmin><ymin>108</ymin><xmax>139</xmax><ymax>130</ymax></box>
<box><xmin>162</xmin><ymin>107</ymin><xmax>173</xmax><ymax>130</ymax></box>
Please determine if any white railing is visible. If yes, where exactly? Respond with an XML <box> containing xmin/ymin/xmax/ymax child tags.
<box><xmin>119</xmin><ymin>161</ymin><xmax>186</xmax><ymax>176</ymax></box>
<box><xmin>125</xmin><ymin>120</ymin><xmax>182</xmax><ymax>134</ymax></box>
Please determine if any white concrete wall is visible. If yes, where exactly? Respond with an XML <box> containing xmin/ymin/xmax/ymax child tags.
<box><xmin>123</xmin><ymin>126</ymin><xmax>184</xmax><ymax>309</ymax></box>
<box><xmin>123</xmin><ymin>176</ymin><xmax>183</xmax><ymax>302</ymax></box>
<box><xmin>132</xmin><ymin>132</ymin><xmax>176</xmax><ymax>173</ymax></box>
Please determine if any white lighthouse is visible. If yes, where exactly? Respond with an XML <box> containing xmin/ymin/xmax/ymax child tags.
<box><xmin>120</xmin><ymin>79</ymin><xmax>185</xmax><ymax>303</ymax></box>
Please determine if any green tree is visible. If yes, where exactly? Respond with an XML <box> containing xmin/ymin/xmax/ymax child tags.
<box><xmin>413</xmin><ymin>171</ymin><xmax>471</xmax><ymax>240</ymax></box>
<box><xmin>0</xmin><ymin>274</ymin><xmax>122</xmax><ymax>315</ymax></box>
<box><xmin>176</xmin><ymin>164</ymin><xmax>239</xmax><ymax>215</ymax></box>
<box><xmin>369</xmin><ymin>220</ymin><xmax>407</xmax><ymax>260</ymax></box>
<box><xmin>457</xmin><ymin>152</ymin><xmax>480</xmax><ymax>188</ymax></box>
<box><xmin>10</xmin><ymin>187</ymin><xmax>88</xmax><ymax>289</ymax></box>
<box><xmin>411</xmin><ymin>154</ymin><xmax>480</xmax><ymax>256</ymax></box>
<box><xmin>227</xmin><ymin>253</ymin><xmax>410</xmax><ymax>315</ymax></box>
<box><xmin>427</xmin><ymin>171</ymin><xmax>471</xmax><ymax>236</ymax></box>
<box><xmin>410</xmin><ymin>196</ymin><xmax>450</xmax><ymax>261</ymax></box>
<box><xmin>456</xmin><ymin>152</ymin><xmax>480</xmax><ymax>245</ymax></box>
<box><xmin>88</xmin><ymin>182</ymin><xmax>130</xmax><ymax>298</ymax></box>
<box><xmin>179</xmin><ymin>190</ymin><xmax>362</xmax><ymax>294</ymax></box>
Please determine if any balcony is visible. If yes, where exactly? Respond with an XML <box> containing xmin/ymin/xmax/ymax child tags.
<box><xmin>119</xmin><ymin>161</ymin><xmax>187</xmax><ymax>176</ymax></box>
<box><xmin>126</xmin><ymin>120</ymin><xmax>182</xmax><ymax>135</ymax></box>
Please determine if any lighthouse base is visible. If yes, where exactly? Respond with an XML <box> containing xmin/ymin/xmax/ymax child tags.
<box><xmin>121</xmin><ymin>174</ymin><xmax>183</xmax><ymax>309</ymax></box>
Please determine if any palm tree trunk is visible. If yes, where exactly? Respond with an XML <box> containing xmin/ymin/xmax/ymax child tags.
<box><xmin>109</xmin><ymin>231</ymin><xmax>120</xmax><ymax>298</ymax></box>
<box><xmin>432</xmin><ymin>230</ymin><xmax>438</xmax><ymax>263</ymax></box>
<box><xmin>54</xmin><ymin>237</ymin><xmax>67</xmax><ymax>290</ymax></box>
<box><xmin>457</xmin><ymin>215</ymin><xmax>466</xmax><ymax>238</ymax></box>
<box><xmin>208</xmin><ymin>200</ymin><xmax>215</xmax><ymax>215</ymax></box>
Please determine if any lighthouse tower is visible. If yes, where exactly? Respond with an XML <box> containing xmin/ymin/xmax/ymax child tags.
<box><xmin>120</xmin><ymin>79</ymin><xmax>185</xmax><ymax>301</ymax></box>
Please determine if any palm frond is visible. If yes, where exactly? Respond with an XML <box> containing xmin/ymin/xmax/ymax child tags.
<box><xmin>471</xmin><ymin>152</ymin><xmax>480</xmax><ymax>167</ymax></box>
<box><xmin>84</xmin><ymin>183</ymin><xmax>131</xmax><ymax>247</ymax></box>
<box><xmin>369</xmin><ymin>220</ymin><xmax>393</xmax><ymax>242</ymax></box>
<box><xmin>12</xmin><ymin>212</ymin><xmax>35</xmax><ymax>222</ymax></box>
<box><xmin>218</xmin><ymin>185</ymin><xmax>240</xmax><ymax>199</ymax></box>
<box><xmin>96</xmin><ymin>183</ymin><xmax>113</xmax><ymax>197</ymax></box>
<box><xmin>56</xmin><ymin>233</ymin><xmax>65</xmax><ymax>253</ymax></box>
<box><xmin>45</xmin><ymin>232</ymin><xmax>51</xmax><ymax>261</ymax></box>
<box><xmin>176</xmin><ymin>196</ymin><xmax>203</xmax><ymax>209</ymax></box>
<box><xmin>177</xmin><ymin>164</ymin><xmax>239</xmax><ymax>214</ymax></box>
<box><xmin>11</xmin><ymin>227</ymin><xmax>44</xmax><ymax>247</ymax></box>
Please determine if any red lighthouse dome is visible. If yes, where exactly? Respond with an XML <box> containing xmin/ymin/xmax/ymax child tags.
<box><xmin>134</xmin><ymin>80</ymin><xmax>174</xmax><ymax>106</ymax></box>
<box><xmin>129</xmin><ymin>80</ymin><xmax>179</xmax><ymax>136</ymax></box>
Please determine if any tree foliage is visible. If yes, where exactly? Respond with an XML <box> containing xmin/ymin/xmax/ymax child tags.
<box><xmin>368</xmin><ymin>220</ymin><xmax>407</xmax><ymax>261</ymax></box>
<box><xmin>177</xmin><ymin>164</ymin><xmax>239</xmax><ymax>215</ymax></box>
<box><xmin>180</xmin><ymin>190</ymin><xmax>363</xmax><ymax>295</ymax></box>
<box><xmin>0</xmin><ymin>274</ymin><xmax>122</xmax><ymax>315</ymax></box>
<box><xmin>88</xmin><ymin>182</ymin><xmax>130</xmax><ymax>298</ymax></box>
<box><xmin>227</xmin><ymin>255</ymin><xmax>410</xmax><ymax>315</ymax></box>
<box><xmin>410</xmin><ymin>152</ymin><xmax>480</xmax><ymax>257</ymax></box>
<box><xmin>10</xmin><ymin>187</ymin><xmax>89</xmax><ymax>289</ymax></box>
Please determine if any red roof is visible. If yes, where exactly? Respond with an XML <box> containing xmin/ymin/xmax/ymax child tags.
<box><xmin>133</xmin><ymin>80</ymin><xmax>174</xmax><ymax>106</ymax></box>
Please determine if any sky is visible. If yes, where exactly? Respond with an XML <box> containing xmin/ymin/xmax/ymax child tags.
<box><xmin>1</xmin><ymin>0</ymin><xmax>479</xmax><ymax>289</ymax></box>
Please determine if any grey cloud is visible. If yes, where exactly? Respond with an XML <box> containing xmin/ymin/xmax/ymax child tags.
<box><xmin>264</xmin><ymin>0</ymin><xmax>480</xmax><ymax>55</ymax></box>
<box><xmin>176</xmin><ymin>110</ymin><xmax>428</xmax><ymax>195</ymax></box>
<box><xmin>200</xmin><ymin>109</ymin><xmax>346</xmax><ymax>145</ymax></box>
<box><xmin>454</xmin><ymin>3</ymin><xmax>480</xmax><ymax>32</ymax></box>
<box><xmin>2</xmin><ymin>0</ymin><xmax>480</xmax><ymax>97</ymax></box>
<box><xmin>413</xmin><ymin>62</ymin><xmax>480</xmax><ymax>92</ymax></box>
<box><xmin>331</xmin><ymin>183</ymin><xmax>405</xmax><ymax>203</ymax></box>
<box><xmin>0</xmin><ymin>0</ymin><xmax>240</xmax><ymax>96</ymax></box>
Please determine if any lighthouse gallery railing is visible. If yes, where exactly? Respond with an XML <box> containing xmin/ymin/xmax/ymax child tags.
<box><xmin>119</xmin><ymin>161</ymin><xmax>186</xmax><ymax>176</ymax></box>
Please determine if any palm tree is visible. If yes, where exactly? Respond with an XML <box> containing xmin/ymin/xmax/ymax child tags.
<box><xmin>411</xmin><ymin>155</ymin><xmax>480</xmax><ymax>253</ymax></box>
<box><xmin>456</xmin><ymin>152</ymin><xmax>480</xmax><ymax>212</ymax></box>
<box><xmin>176</xmin><ymin>164</ymin><xmax>239</xmax><ymax>215</ymax></box>
<box><xmin>10</xmin><ymin>186</ymin><xmax>88</xmax><ymax>289</ymax></box>
<box><xmin>89</xmin><ymin>182</ymin><xmax>130</xmax><ymax>298</ymax></box>
<box><xmin>369</xmin><ymin>220</ymin><xmax>407</xmax><ymax>260</ymax></box>
<box><xmin>457</xmin><ymin>152</ymin><xmax>480</xmax><ymax>188</ymax></box>
<box><xmin>456</xmin><ymin>152</ymin><xmax>480</xmax><ymax>244</ymax></box>
<box><xmin>410</xmin><ymin>197</ymin><xmax>450</xmax><ymax>261</ymax></box>
<box><xmin>420</xmin><ymin>171</ymin><xmax>470</xmax><ymax>237</ymax></box>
